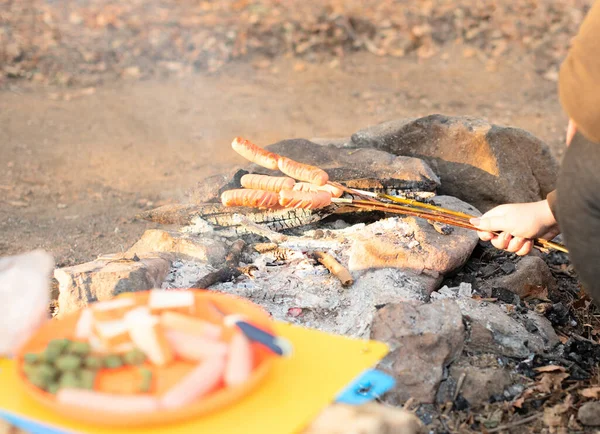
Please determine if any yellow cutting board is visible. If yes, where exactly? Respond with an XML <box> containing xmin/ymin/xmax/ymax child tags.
<box><xmin>0</xmin><ymin>322</ymin><xmax>388</xmax><ymax>434</ymax></box>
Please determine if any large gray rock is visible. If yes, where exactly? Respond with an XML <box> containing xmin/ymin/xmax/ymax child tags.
<box><xmin>348</xmin><ymin>115</ymin><xmax>559</xmax><ymax>212</ymax></box>
<box><xmin>127</xmin><ymin>229</ymin><xmax>227</xmax><ymax>266</ymax></box>
<box><xmin>458</xmin><ymin>298</ymin><xmax>560</xmax><ymax>357</ymax></box>
<box><xmin>55</xmin><ymin>253</ymin><xmax>171</xmax><ymax>316</ymax></box>
<box><xmin>449</xmin><ymin>358</ymin><xmax>513</xmax><ymax>406</ymax></box>
<box><xmin>348</xmin><ymin>196</ymin><xmax>480</xmax><ymax>277</ymax></box>
<box><xmin>371</xmin><ymin>299</ymin><xmax>465</xmax><ymax>404</ymax></box>
<box><xmin>264</xmin><ymin>140</ymin><xmax>440</xmax><ymax>191</ymax></box>
<box><xmin>485</xmin><ymin>256</ymin><xmax>558</xmax><ymax>298</ymax></box>
<box><xmin>578</xmin><ymin>401</ymin><xmax>600</xmax><ymax>426</ymax></box>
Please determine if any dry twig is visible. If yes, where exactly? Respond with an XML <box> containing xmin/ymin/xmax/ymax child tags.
<box><xmin>313</xmin><ymin>251</ymin><xmax>354</xmax><ymax>287</ymax></box>
<box><xmin>485</xmin><ymin>414</ymin><xmax>541</xmax><ymax>433</ymax></box>
<box><xmin>192</xmin><ymin>240</ymin><xmax>246</xmax><ymax>289</ymax></box>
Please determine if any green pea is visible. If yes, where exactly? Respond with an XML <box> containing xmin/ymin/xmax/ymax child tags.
<box><xmin>28</xmin><ymin>371</ymin><xmax>50</xmax><ymax>390</ymax></box>
<box><xmin>47</xmin><ymin>339</ymin><xmax>70</xmax><ymax>355</ymax></box>
<box><xmin>43</xmin><ymin>345</ymin><xmax>62</xmax><ymax>364</ymax></box>
<box><xmin>123</xmin><ymin>349</ymin><xmax>146</xmax><ymax>366</ymax></box>
<box><xmin>103</xmin><ymin>354</ymin><xmax>123</xmax><ymax>369</ymax></box>
<box><xmin>55</xmin><ymin>354</ymin><xmax>82</xmax><ymax>372</ymax></box>
<box><xmin>23</xmin><ymin>353</ymin><xmax>41</xmax><ymax>364</ymax></box>
<box><xmin>68</xmin><ymin>341</ymin><xmax>91</xmax><ymax>356</ymax></box>
<box><xmin>138</xmin><ymin>368</ymin><xmax>152</xmax><ymax>393</ymax></box>
<box><xmin>79</xmin><ymin>369</ymin><xmax>96</xmax><ymax>390</ymax></box>
<box><xmin>47</xmin><ymin>383</ymin><xmax>60</xmax><ymax>394</ymax></box>
<box><xmin>37</xmin><ymin>363</ymin><xmax>58</xmax><ymax>381</ymax></box>
<box><xmin>84</xmin><ymin>355</ymin><xmax>103</xmax><ymax>370</ymax></box>
<box><xmin>23</xmin><ymin>363</ymin><xmax>38</xmax><ymax>377</ymax></box>
<box><xmin>58</xmin><ymin>371</ymin><xmax>80</xmax><ymax>389</ymax></box>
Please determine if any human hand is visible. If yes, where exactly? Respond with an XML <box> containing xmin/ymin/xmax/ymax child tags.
<box><xmin>566</xmin><ymin>119</ymin><xmax>577</xmax><ymax>146</ymax></box>
<box><xmin>469</xmin><ymin>200</ymin><xmax>560</xmax><ymax>255</ymax></box>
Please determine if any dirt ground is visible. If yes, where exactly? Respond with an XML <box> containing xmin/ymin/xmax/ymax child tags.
<box><xmin>0</xmin><ymin>46</ymin><xmax>569</xmax><ymax>267</ymax></box>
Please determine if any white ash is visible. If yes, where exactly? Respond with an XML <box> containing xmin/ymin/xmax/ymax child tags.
<box><xmin>162</xmin><ymin>259</ymin><xmax>215</xmax><ymax>289</ymax></box>
<box><xmin>182</xmin><ymin>216</ymin><xmax>216</xmax><ymax>235</ymax></box>
<box><xmin>164</xmin><ymin>217</ymin><xmax>429</xmax><ymax>338</ymax></box>
<box><xmin>430</xmin><ymin>282</ymin><xmax>473</xmax><ymax>300</ymax></box>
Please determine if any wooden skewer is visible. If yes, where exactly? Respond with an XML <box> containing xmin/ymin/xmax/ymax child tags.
<box><xmin>346</xmin><ymin>200</ymin><xmax>478</xmax><ymax>230</ymax></box>
<box><xmin>331</xmin><ymin>198</ymin><xmax>569</xmax><ymax>254</ymax></box>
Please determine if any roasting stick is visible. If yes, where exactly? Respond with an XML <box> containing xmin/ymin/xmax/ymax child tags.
<box><xmin>337</xmin><ymin>190</ymin><xmax>568</xmax><ymax>253</ymax></box>
<box><xmin>331</xmin><ymin>198</ymin><xmax>569</xmax><ymax>253</ymax></box>
<box><xmin>326</xmin><ymin>181</ymin><xmax>382</xmax><ymax>204</ymax></box>
<box><xmin>350</xmin><ymin>188</ymin><xmax>474</xmax><ymax>220</ymax></box>
<box><xmin>339</xmin><ymin>199</ymin><xmax>479</xmax><ymax>230</ymax></box>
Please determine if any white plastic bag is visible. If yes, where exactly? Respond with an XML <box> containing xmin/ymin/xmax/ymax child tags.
<box><xmin>0</xmin><ymin>250</ymin><xmax>53</xmax><ymax>357</ymax></box>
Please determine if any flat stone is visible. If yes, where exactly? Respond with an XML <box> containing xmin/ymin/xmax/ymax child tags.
<box><xmin>265</xmin><ymin>140</ymin><xmax>441</xmax><ymax>192</ymax></box>
<box><xmin>485</xmin><ymin>256</ymin><xmax>557</xmax><ymax>298</ymax></box>
<box><xmin>0</xmin><ymin>250</ymin><xmax>54</xmax><ymax>357</ymax></box>
<box><xmin>578</xmin><ymin>401</ymin><xmax>600</xmax><ymax>426</ymax></box>
<box><xmin>449</xmin><ymin>358</ymin><xmax>512</xmax><ymax>406</ymax></box>
<box><xmin>308</xmin><ymin>137</ymin><xmax>350</xmax><ymax>147</ymax></box>
<box><xmin>348</xmin><ymin>196</ymin><xmax>480</xmax><ymax>277</ymax></box>
<box><xmin>304</xmin><ymin>403</ymin><xmax>422</xmax><ymax>434</ymax></box>
<box><xmin>348</xmin><ymin>115</ymin><xmax>559</xmax><ymax>212</ymax></box>
<box><xmin>188</xmin><ymin>170</ymin><xmax>247</xmax><ymax>204</ymax></box>
<box><xmin>458</xmin><ymin>298</ymin><xmax>559</xmax><ymax>357</ymax></box>
<box><xmin>55</xmin><ymin>253</ymin><xmax>171</xmax><ymax>316</ymax></box>
<box><xmin>371</xmin><ymin>299</ymin><xmax>465</xmax><ymax>404</ymax></box>
<box><xmin>127</xmin><ymin>229</ymin><xmax>227</xmax><ymax>266</ymax></box>
<box><xmin>354</xmin><ymin>268</ymin><xmax>440</xmax><ymax>303</ymax></box>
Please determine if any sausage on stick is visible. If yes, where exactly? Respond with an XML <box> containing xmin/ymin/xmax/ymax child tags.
<box><xmin>277</xmin><ymin>157</ymin><xmax>329</xmax><ymax>186</ymax></box>
<box><xmin>221</xmin><ymin>189</ymin><xmax>281</xmax><ymax>209</ymax></box>
<box><xmin>231</xmin><ymin>137</ymin><xmax>280</xmax><ymax>170</ymax></box>
<box><xmin>278</xmin><ymin>190</ymin><xmax>332</xmax><ymax>210</ymax></box>
<box><xmin>240</xmin><ymin>174</ymin><xmax>295</xmax><ymax>192</ymax></box>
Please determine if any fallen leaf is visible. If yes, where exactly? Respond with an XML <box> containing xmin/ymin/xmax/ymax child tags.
<box><xmin>293</xmin><ymin>62</ymin><xmax>307</xmax><ymax>72</ymax></box>
<box><xmin>522</xmin><ymin>284</ymin><xmax>549</xmax><ymax>301</ymax></box>
<box><xmin>535</xmin><ymin>302</ymin><xmax>553</xmax><ymax>315</ymax></box>
<box><xmin>535</xmin><ymin>365</ymin><xmax>567</xmax><ymax>373</ymax></box>
<box><xmin>6</xmin><ymin>200</ymin><xmax>29</xmax><ymax>208</ymax></box>
<box><xmin>543</xmin><ymin>394</ymin><xmax>573</xmax><ymax>427</ymax></box>
<box><xmin>536</xmin><ymin>372</ymin><xmax>569</xmax><ymax>394</ymax></box>
<box><xmin>568</xmin><ymin>414</ymin><xmax>583</xmax><ymax>431</ymax></box>
<box><xmin>463</xmin><ymin>47</ymin><xmax>476</xmax><ymax>58</ymax></box>
<box><xmin>543</xmin><ymin>68</ymin><xmax>559</xmax><ymax>82</ymax></box>
<box><xmin>579</xmin><ymin>387</ymin><xmax>600</xmax><ymax>399</ymax></box>
<box><xmin>512</xmin><ymin>388</ymin><xmax>534</xmax><ymax>408</ymax></box>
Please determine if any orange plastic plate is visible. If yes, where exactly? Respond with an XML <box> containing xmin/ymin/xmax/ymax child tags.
<box><xmin>15</xmin><ymin>290</ymin><xmax>277</xmax><ymax>427</ymax></box>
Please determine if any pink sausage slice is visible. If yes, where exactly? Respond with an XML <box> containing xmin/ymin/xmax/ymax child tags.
<box><xmin>57</xmin><ymin>388</ymin><xmax>159</xmax><ymax>414</ymax></box>
<box><xmin>224</xmin><ymin>332</ymin><xmax>253</xmax><ymax>387</ymax></box>
<box><xmin>160</xmin><ymin>356</ymin><xmax>225</xmax><ymax>409</ymax></box>
<box><xmin>164</xmin><ymin>330</ymin><xmax>228</xmax><ymax>361</ymax></box>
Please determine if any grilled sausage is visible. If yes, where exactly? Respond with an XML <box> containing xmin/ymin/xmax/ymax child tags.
<box><xmin>231</xmin><ymin>137</ymin><xmax>280</xmax><ymax>170</ymax></box>
<box><xmin>293</xmin><ymin>182</ymin><xmax>343</xmax><ymax>198</ymax></box>
<box><xmin>277</xmin><ymin>157</ymin><xmax>329</xmax><ymax>186</ymax></box>
<box><xmin>278</xmin><ymin>190</ymin><xmax>332</xmax><ymax>210</ymax></box>
<box><xmin>240</xmin><ymin>174</ymin><xmax>295</xmax><ymax>192</ymax></box>
<box><xmin>221</xmin><ymin>189</ymin><xmax>280</xmax><ymax>209</ymax></box>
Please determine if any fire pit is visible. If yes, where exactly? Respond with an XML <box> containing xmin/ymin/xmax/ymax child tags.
<box><xmin>52</xmin><ymin>116</ymin><xmax>600</xmax><ymax>432</ymax></box>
